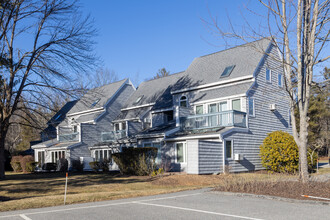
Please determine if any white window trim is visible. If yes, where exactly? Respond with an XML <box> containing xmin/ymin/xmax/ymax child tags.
<box><xmin>266</xmin><ymin>68</ymin><xmax>272</xmax><ymax>83</ymax></box>
<box><xmin>179</xmin><ymin>95</ymin><xmax>188</xmax><ymax>107</ymax></box>
<box><xmin>248</xmin><ymin>97</ymin><xmax>255</xmax><ymax>117</ymax></box>
<box><xmin>175</xmin><ymin>142</ymin><xmax>187</xmax><ymax>164</ymax></box>
<box><xmin>224</xmin><ymin>139</ymin><xmax>234</xmax><ymax>160</ymax></box>
<box><xmin>278</xmin><ymin>73</ymin><xmax>283</xmax><ymax>87</ymax></box>
<box><xmin>231</xmin><ymin>99</ymin><xmax>241</xmax><ymax>111</ymax></box>
<box><xmin>195</xmin><ymin>104</ymin><xmax>204</xmax><ymax>115</ymax></box>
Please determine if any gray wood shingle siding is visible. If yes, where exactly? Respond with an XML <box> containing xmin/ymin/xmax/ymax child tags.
<box><xmin>223</xmin><ymin>44</ymin><xmax>292</xmax><ymax>172</ymax></box>
<box><xmin>198</xmin><ymin>141</ymin><xmax>223</xmax><ymax>174</ymax></box>
<box><xmin>81</xmin><ymin>84</ymin><xmax>135</xmax><ymax>146</ymax></box>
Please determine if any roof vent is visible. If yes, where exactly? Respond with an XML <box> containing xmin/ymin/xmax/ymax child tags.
<box><xmin>220</xmin><ymin>65</ymin><xmax>235</xmax><ymax>78</ymax></box>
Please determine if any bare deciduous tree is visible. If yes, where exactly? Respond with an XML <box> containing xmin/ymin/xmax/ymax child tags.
<box><xmin>204</xmin><ymin>0</ymin><xmax>329</xmax><ymax>182</ymax></box>
<box><xmin>0</xmin><ymin>0</ymin><xmax>97</xmax><ymax>179</ymax></box>
<box><xmin>91</xmin><ymin>67</ymin><xmax>118</xmax><ymax>88</ymax></box>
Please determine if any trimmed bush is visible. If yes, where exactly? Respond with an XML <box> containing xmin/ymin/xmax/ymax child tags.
<box><xmin>57</xmin><ymin>158</ymin><xmax>68</xmax><ymax>172</ymax></box>
<box><xmin>112</xmin><ymin>147</ymin><xmax>157</xmax><ymax>176</ymax></box>
<box><xmin>20</xmin><ymin>155</ymin><xmax>35</xmax><ymax>173</ymax></box>
<box><xmin>71</xmin><ymin>159</ymin><xmax>84</xmax><ymax>172</ymax></box>
<box><xmin>10</xmin><ymin>156</ymin><xmax>23</xmax><ymax>172</ymax></box>
<box><xmin>260</xmin><ymin>131</ymin><xmax>318</xmax><ymax>173</ymax></box>
<box><xmin>89</xmin><ymin>161</ymin><xmax>101</xmax><ymax>172</ymax></box>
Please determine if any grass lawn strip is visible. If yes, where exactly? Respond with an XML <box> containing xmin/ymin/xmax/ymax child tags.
<box><xmin>1</xmin><ymin>168</ymin><xmax>329</xmax><ymax>212</ymax></box>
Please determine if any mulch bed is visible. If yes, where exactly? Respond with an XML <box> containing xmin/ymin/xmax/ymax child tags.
<box><xmin>215</xmin><ymin>180</ymin><xmax>330</xmax><ymax>202</ymax></box>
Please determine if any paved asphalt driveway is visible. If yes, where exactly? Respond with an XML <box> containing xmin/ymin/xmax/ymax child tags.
<box><xmin>0</xmin><ymin>188</ymin><xmax>329</xmax><ymax>220</ymax></box>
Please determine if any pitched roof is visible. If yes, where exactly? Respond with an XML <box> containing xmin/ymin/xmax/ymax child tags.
<box><xmin>47</xmin><ymin>100</ymin><xmax>78</xmax><ymax>125</ymax></box>
<box><xmin>123</xmin><ymin>72</ymin><xmax>186</xmax><ymax>109</ymax></box>
<box><xmin>118</xmin><ymin>38</ymin><xmax>271</xmax><ymax>120</ymax></box>
<box><xmin>178</xmin><ymin>38</ymin><xmax>271</xmax><ymax>88</ymax></box>
<box><xmin>68</xmin><ymin>79</ymin><xmax>129</xmax><ymax>115</ymax></box>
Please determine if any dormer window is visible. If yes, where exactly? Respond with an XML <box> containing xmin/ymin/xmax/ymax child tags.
<box><xmin>90</xmin><ymin>98</ymin><xmax>100</xmax><ymax>108</ymax></box>
<box><xmin>179</xmin><ymin>96</ymin><xmax>187</xmax><ymax>107</ymax></box>
<box><xmin>220</xmin><ymin>65</ymin><xmax>235</xmax><ymax>78</ymax></box>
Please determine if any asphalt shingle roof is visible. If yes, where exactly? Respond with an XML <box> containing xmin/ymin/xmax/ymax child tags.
<box><xmin>177</xmin><ymin>38</ymin><xmax>271</xmax><ymax>88</ymax></box>
<box><xmin>118</xmin><ymin>38</ymin><xmax>271</xmax><ymax>120</ymax></box>
<box><xmin>68</xmin><ymin>79</ymin><xmax>128</xmax><ymax>115</ymax></box>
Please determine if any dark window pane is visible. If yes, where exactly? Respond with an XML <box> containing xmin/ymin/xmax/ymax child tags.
<box><xmin>221</xmin><ymin>65</ymin><xmax>235</xmax><ymax>77</ymax></box>
<box><xmin>226</xmin><ymin>140</ymin><xmax>232</xmax><ymax>158</ymax></box>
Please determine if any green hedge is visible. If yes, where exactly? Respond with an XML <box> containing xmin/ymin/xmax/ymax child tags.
<box><xmin>112</xmin><ymin>147</ymin><xmax>157</xmax><ymax>176</ymax></box>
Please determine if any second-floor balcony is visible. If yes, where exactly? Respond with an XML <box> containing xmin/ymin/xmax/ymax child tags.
<box><xmin>101</xmin><ymin>130</ymin><xmax>127</xmax><ymax>142</ymax></box>
<box><xmin>181</xmin><ymin>110</ymin><xmax>247</xmax><ymax>130</ymax></box>
<box><xmin>58</xmin><ymin>132</ymin><xmax>79</xmax><ymax>142</ymax></box>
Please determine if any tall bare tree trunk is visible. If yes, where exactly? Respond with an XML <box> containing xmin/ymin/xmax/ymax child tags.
<box><xmin>0</xmin><ymin>129</ymin><xmax>7</xmax><ymax>180</ymax></box>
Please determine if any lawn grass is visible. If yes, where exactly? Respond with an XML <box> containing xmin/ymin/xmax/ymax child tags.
<box><xmin>1</xmin><ymin>170</ymin><xmax>329</xmax><ymax>212</ymax></box>
<box><xmin>0</xmin><ymin>171</ymin><xmax>223</xmax><ymax>212</ymax></box>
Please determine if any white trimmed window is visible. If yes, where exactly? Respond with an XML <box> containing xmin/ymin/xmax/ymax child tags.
<box><xmin>248</xmin><ymin>97</ymin><xmax>255</xmax><ymax>117</ymax></box>
<box><xmin>232</xmin><ymin>99</ymin><xmax>241</xmax><ymax>111</ymax></box>
<box><xmin>278</xmin><ymin>73</ymin><xmax>283</xmax><ymax>87</ymax></box>
<box><xmin>195</xmin><ymin>105</ymin><xmax>204</xmax><ymax>115</ymax></box>
<box><xmin>51</xmin><ymin>150</ymin><xmax>65</xmax><ymax>163</ymax></box>
<box><xmin>179</xmin><ymin>96</ymin><xmax>187</xmax><ymax>107</ymax></box>
<box><xmin>176</xmin><ymin>142</ymin><xmax>187</xmax><ymax>163</ymax></box>
<box><xmin>225</xmin><ymin>140</ymin><xmax>233</xmax><ymax>159</ymax></box>
<box><xmin>266</xmin><ymin>68</ymin><xmax>272</xmax><ymax>83</ymax></box>
<box><xmin>94</xmin><ymin>149</ymin><xmax>111</xmax><ymax>161</ymax></box>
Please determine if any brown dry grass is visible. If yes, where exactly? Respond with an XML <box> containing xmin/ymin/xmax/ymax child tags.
<box><xmin>0</xmin><ymin>172</ymin><xmax>224</xmax><ymax>212</ymax></box>
<box><xmin>1</xmin><ymin>170</ymin><xmax>329</xmax><ymax>212</ymax></box>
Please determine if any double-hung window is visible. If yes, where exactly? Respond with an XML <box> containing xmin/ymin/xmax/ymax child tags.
<box><xmin>208</xmin><ymin>103</ymin><xmax>218</xmax><ymax>127</ymax></box>
<box><xmin>176</xmin><ymin>143</ymin><xmax>187</xmax><ymax>163</ymax></box>
<box><xmin>232</xmin><ymin>99</ymin><xmax>241</xmax><ymax>111</ymax></box>
<box><xmin>225</xmin><ymin>140</ymin><xmax>233</xmax><ymax>159</ymax></box>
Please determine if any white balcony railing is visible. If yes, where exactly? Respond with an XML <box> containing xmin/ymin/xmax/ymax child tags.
<box><xmin>101</xmin><ymin>130</ymin><xmax>126</xmax><ymax>142</ymax></box>
<box><xmin>58</xmin><ymin>132</ymin><xmax>79</xmax><ymax>142</ymax></box>
<box><xmin>181</xmin><ymin>110</ymin><xmax>247</xmax><ymax>130</ymax></box>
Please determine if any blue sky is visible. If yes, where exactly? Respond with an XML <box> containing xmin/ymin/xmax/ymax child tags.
<box><xmin>80</xmin><ymin>0</ymin><xmax>265</xmax><ymax>85</ymax></box>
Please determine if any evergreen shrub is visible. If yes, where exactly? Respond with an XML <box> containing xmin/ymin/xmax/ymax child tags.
<box><xmin>260</xmin><ymin>131</ymin><xmax>317</xmax><ymax>173</ymax></box>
